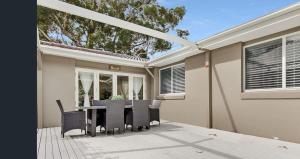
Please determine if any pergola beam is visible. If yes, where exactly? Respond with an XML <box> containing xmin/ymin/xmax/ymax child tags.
<box><xmin>37</xmin><ymin>0</ymin><xmax>196</xmax><ymax>47</ymax></box>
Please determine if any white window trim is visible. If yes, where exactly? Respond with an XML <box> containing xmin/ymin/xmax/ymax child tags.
<box><xmin>75</xmin><ymin>67</ymin><xmax>146</xmax><ymax>107</ymax></box>
<box><xmin>159</xmin><ymin>63</ymin><xmax>186</xmax><ymax>96</ymax></box>
<box><xmin>243</xmin><ymin>31</ymin><xmax>300</xmax><ymax>93</ymax></box>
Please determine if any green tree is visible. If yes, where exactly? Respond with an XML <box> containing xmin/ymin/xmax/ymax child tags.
<box><xmin>37</xmin><ymin>0</ymin><xmax>189</xmax><ymax>58</ymax></box>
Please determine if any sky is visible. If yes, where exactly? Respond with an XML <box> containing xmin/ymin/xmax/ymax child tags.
<box><xmin>151</xmin><ymin>0</ymin><xmax>299</xmax><ymax>58</ymax></box>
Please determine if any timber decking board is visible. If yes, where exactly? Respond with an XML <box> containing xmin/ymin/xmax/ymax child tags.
<box><xmin>37</xmin><ymin>122</ymin><xmax>300</xmax><ymax>159</ymax></box>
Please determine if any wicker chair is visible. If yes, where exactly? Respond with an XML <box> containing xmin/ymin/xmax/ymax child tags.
<box><xmin>92</xmin><ymin>100</ymin><xmax>106</xmax><ymax>131</ymax></box>
<box><xmin>56</xmin><ymin>100</ymin><xmax>86</xmax><ymax>138</ymax></box>
<box><xmin>125</xmin><ymin>100</ymin><xmax>151</xmax><ymax>131</ymax></box>
<box><xmin>102</xmin><ymin>100</ymin><xmax>125</xmax><ymax>134</ymax></box>
<box><xmin>124</xmin><ymin>100</ymin><xmax>132</xmax><ymax>124</ymax></box>
<box><xmin>149</xmin><ymin>100</ymin><xmax>161</xmax><ymax>126</ymax></box>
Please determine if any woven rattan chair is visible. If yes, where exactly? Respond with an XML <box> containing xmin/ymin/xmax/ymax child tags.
<box><xmin>92</xmin><ymin>100</ymin><xmax>106</xmax><ymax>131</ymax></box>
<box><xmin>124</xmin><ymin>100</ymin><xmax>132</xmax><ymax>125</ymax></box>
<box><xmin>125</xmin><ymin>100</ymin><xmax>151</xmax><ymax>131</ymax></box>
<box><xmin>149</xmin><ymin>100</ymin><xmax>161</xmax><ymax>126</ymax></box>
<box><xmin>102</xmin><ymin>100</ymin><xmax>125</xmax><ymax>134</ymax></box>
<box><xmin>56</xmin><ymin>100</ymin><xmax>86</xmax><ymax>138</ymax></box>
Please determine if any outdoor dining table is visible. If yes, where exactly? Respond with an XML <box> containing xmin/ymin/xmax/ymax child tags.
<box><xmin>78</xmin><ymin>105</ymin><xmax>133</xmax><ymax>137</ymax></box>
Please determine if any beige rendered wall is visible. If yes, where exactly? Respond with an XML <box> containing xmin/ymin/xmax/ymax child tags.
<box><xmin>211</xmin><ymin>40</ymin><xmax>300</xmax><ymax>143</ymax></box>
<box><xmin>155</xmin><ymin>27</ymin><xmax>300</xmax><ymax>143</ymax></box>
<box><xmin>42</xmin><ymin>55</ymin><xmax>76</xmax><ymax>127</ymax></box>
<box><xmin>152</xmin><ymin>54</ymin><xmax>210</xmax><ymax>127</ymax></box>
<box><xmin>41</xmin><ymin>55</ymin><xmax>152</xmax><ymax>127</ymax></box>
<box><xmin>37</xmin><ymin>52</ymin><xmax>43</xmax><ymax>128</ymax></box>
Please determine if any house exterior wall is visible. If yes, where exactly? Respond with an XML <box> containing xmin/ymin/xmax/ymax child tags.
<box><xmin>42</xmin><ymin>55</ymin><xmax>76</xmax><ymax>127</ymax></box>
<box><xmin>152</xmin><ymin>54</ymin><xmax>210</xmax><ymax>127</ymax></box>
<box><xmin>37</xmin><ymin>52</ymin><xmax>43</xmax><ymax>128</ymax></box>
<box><xmin>211</xmin><ymin>27</ymin><xmax>300</xmax><ymax>143</ymax></box>
<box><xmin>211</xmin><ymin>42</ymin><xmax>300</xmax><ymax>143</ymax></box>
<box><xmin>155</xmin><ymin>27</ymin><xmax>300</xmax><ymax>143</ymax></box>
<box><xmin>41</xmin><ymin>54</ymin><xmax>151</xmax><ymax>128</ymax></box>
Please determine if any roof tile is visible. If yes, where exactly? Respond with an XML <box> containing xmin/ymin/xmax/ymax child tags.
<box><xmin>40</xmin><ymin>41</ymin><xmax>148</xmax><ymax>62</ymax></box>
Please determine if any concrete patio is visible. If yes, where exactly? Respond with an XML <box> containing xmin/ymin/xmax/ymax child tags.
<box><xmin>37</xmin><ymin>121</ymin><xmax>300</xmax><ymax>159</ymax></box>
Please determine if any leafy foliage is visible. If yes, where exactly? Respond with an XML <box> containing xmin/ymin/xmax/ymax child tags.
<box><xmin>37</xmin><ymin>0</ymin><xmax>189</xmax><ymax>58</ymax></box>
<box><xmin>111</xmin><ymin>95</ymin><xmax>125</xmax><ymax>100</ymax></box>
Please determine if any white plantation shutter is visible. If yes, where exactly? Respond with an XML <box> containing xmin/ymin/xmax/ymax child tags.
<box><xmin>160</xmin><ymin>64</ymin><xmax>185</xmax><ymax>94</ymax></box>
<box><xmin>172</xmin><ymin>65</ymin><xmax>185</xmax><ymax>93</ymax></box>
<box><xmin>286</xmin><ymin>34</ymin><xmax>300</xmax><ymax>88</ymax></box>
<box><xmin>245</xmin><ymin>39</ymin><xmax>282</xmax><ymax>90</ymax></box>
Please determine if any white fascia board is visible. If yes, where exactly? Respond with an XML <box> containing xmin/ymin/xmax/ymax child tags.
<box><xmin>148</xmin><ymin>47</ymin><xmax>201</xmax><ymax>67</ymax></box>
<box><xmin>40</xmin><ymin>45</ymin><xmax>146</xmax><ymax>68</ymax></box>
<box><xmin>37</xmin><ymin>0</ymin><xmax>195</xmax><ymax>47</ymax></box>
<box><xmin>196</xmin><ymin>3</ymin><xmax>300</xmax><ymax>49</ymax></box>
<box><xmin>149</xmin><ymin>3</ymin><xmax>300</xmax><ymax>67</ymax></box>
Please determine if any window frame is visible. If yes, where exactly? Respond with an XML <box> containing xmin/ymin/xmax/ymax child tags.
<box><xmin>243</xmin><ymin>31</ymin><xmax>300</xmax><ymax>93</ymax></box>
<box><xmin>75</xmin><ymin>67</ymin><xmax>146</xmax><ymax>107</ymax></box>
<box><xmin>159</xmin><ymin>63</ymin><xmax>186</xmax><ymax>96</ymax></box>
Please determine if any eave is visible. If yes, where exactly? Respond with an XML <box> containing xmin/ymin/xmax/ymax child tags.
<box><xmin>40</xmin><ymin>45</ymin><xmax>146</xmax><ymax>68</ymax></box>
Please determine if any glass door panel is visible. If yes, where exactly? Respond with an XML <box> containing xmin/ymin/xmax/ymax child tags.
<box><xmin>78</xmin><ymin>72</ymin><xmax>94</xmax><ymax>106</ymax></box>
<box><xmin>133</xmin><ymin>77</ymin><xmax>143</xmax><ymax>100</ymax></box>
<box><xmin>99</xmin><ymin>74</ymin><xmax>113</xmax><ymax>100</ymax></box>
<box><xmin>117</xmin><ymin>76</ymin><xmax>129</xmax><ymax>99</ymax></box>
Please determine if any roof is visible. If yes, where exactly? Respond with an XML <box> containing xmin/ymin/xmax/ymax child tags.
<box><xmin>147</xmin><ymin>2</ymin><xmax>300</xmax><ymax>67</ymax></box>
<box><xmin>39</xmin><ymin>2</ymin><xmax>300</xmax><ymax>68</ymax></box>
<box><xmin>40</xmin><ymin>41</ymin><xmax>148</xmax><ymax>62</ymax></box>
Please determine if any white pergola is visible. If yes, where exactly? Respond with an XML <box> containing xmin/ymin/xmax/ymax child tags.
<box><xmin>37</xmin><ymin>0</ymin><xmax>198</xmax><ymax>50</ymax></box>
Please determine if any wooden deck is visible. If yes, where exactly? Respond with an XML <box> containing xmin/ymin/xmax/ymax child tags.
<box><xmin>37</xmin><ymin>121</ymin><xmax>300</xmax><ymax>159</ymax></box>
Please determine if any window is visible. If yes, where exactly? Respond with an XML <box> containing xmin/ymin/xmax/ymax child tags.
<box><xmin>244</xmin><ymin>32</ymin><xmax>300</xmax><ymax>91</ymax></box>
<box><xmin>99</xmin><ymin>74</ymin><xmax>112</xmax><ymax>100</ymax></box>
<box><xmin>117</xmin><ymin>76</ymin><xmax>129</xmax><ymax>99</ymax></box>
<box><xmin>160</xmin><ymin>64</ymin><xmax>185</xmax><ymax>94</ymax></box>
<box><xmin>133</xmin><ymin>77</ymin><xmax>143</xmax><ymax>100</ymax></box>
<box><xmin>75</xmin><ymin>68</ymin><xmax>145</xmax><ymax>106</ymax></box>
<box><xmin>286</xmin><ymin>34</ymin><xmax>300</xmax><ymax>88</ymax></box>
<box><xmin>78</xmin><ymin>72</ymin><xmax>94</xmax><ymax>106</ymax></box>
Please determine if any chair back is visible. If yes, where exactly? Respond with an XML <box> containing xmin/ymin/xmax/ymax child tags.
<box><xmin>132</xmin><ymin>100</ymin><xmax>151</xmax><ymax>124</ymax></box>
<box><xmin>92</xmin><ymin>100</ymin><xmax>106</xmax><ymax>106</ymax></box>
<box><xmin>56</xmin><ymin>100</ymin><xmax>64</xmax><ymax>114</ymax></box>
<box><xmin>151</xmin><ymin>100</ymin><xmax>161</xmax><ymax>108</ymax></box>
<box><xmin>125</xmin><ymin>100</ymin><xmax>132</xmax><ymax>106</ymax></box>
<box><xmin>106</xmin><ymin>100</ymin><xmax>125</xmax><ymax>127</ymax></box>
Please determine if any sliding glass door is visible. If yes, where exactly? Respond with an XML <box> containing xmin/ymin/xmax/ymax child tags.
<box><xmin>133</xmin><ymin>77</ymin><xmax>143</xmax><ymax>100</ymax></box>
<box><xmin>99</xmin><ymin>74</ymin><xmax>112</xmax><ymax>100</ymax></box>
<box><xmin>117</xmin><ymin>76</ymin><xmax>129</xmax><ymax>99</ymax></box>
<box><xmin>77</xmin><ymin>72</ymin><xmax>94</xmax><ymax>107</ymax></box>
<box><xmin>75</xmin><ymin>68</ymin><xmax>146</xmax><ymax>106</ymax></box>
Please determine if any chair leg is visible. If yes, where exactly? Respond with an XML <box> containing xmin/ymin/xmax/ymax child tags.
<box><xmin>146</xmin><ymin>125</ymin><xmax>150</xmax><ymax>129</ymax></box>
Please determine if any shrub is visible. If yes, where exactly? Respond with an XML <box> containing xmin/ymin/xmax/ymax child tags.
<box><xmin>111</xmin><ymin>95</ymin><xmax>124</xmax><ymax>100</ymax></box>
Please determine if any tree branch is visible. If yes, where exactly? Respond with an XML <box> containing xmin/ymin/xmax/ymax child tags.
<box><xmin>38</xmin><ymin>28</ymin><xmax>51</xmax><ymax>41</ymax></box>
